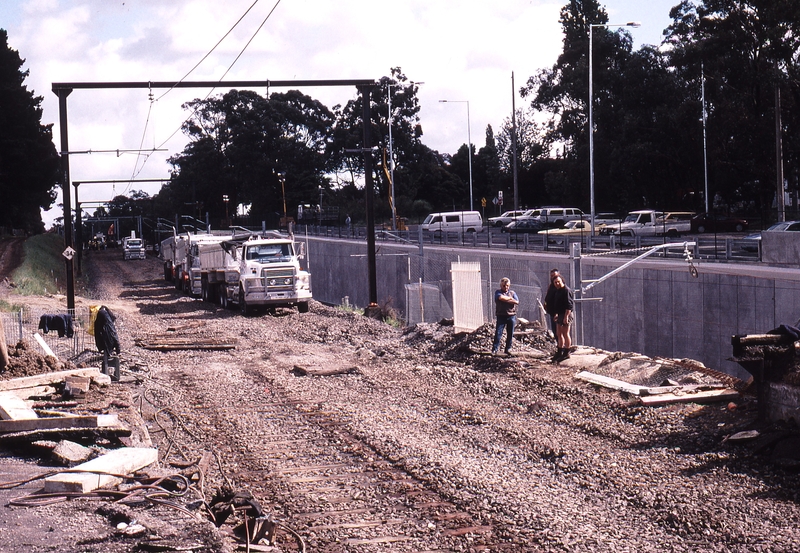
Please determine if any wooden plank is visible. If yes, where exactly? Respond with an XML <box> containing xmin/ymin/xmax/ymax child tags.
<box><xmin>574</xmin><ymin>371</ymin><xmax>645</xmax><ymax>395</ymax></box>
<box><xmin>33</xmin><ymin>332</ymin><xmax>56</xmax><ymax>358</ymax></box>
<box><xmin>0</xmin><ymin>391</ymin><xmax>38</xmax><ymax>420</ymax></box>
<box><xmin>640</xmin><ymin>388</ymin><xmax>740</xmax><ymax>406</ymax></box>
<box><xmin>8</xmin><ymin>385</ymin><xmax>57</xmax><ymax>400</ymax></box>
<box><xmin>0</xmin><ymin>368</ymin><xmax>103</xmax><ymax>391</ymax></box>
<box><xmin>44</xmin><ymin>447</ymin><xmax>158</xmax><ymax>494</ymax></box>
<box><xmin>0</xmin><ymin>414</ymin><xmax>120</xmax><ymax>433</ymax></box>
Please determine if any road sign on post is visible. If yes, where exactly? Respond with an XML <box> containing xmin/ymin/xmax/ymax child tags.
<box><xmin>498</xmin><ymin>191</ymin><xmax>503</xmax><ymax>206</ymax></box>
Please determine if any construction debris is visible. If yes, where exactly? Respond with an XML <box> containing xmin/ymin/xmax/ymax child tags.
<box><xmin>135</xmin><ymin>336</ymin><xmax>237</xmax><ymax>351</ymax></box>
<box><xmin>43</xmin><ymin>446</ymin><xmax>158</xmax><ymax>493</ymax></box>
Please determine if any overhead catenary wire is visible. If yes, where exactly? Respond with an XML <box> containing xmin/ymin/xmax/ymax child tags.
<box><xmin>132</xmin><ymin>0</ymin><xmax>283</xmax><ymax>181</ymax></box>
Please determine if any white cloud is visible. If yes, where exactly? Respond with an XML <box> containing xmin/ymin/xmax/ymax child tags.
<box><xmin>1</xmin><ymin>0</ymin><xmax>676</xmax><ymax>226</ymax></box>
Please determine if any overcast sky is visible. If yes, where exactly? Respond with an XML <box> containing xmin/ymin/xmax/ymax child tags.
<box><xmin>1</xmin><ymin>0</ymin><xmax>679</xmax><ymax>226</ymax></box>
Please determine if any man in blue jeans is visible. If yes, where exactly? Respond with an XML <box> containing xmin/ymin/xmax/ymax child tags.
<box><xmin>492</xmin><ymin>277</ymin><xmax>519</xmax><ymax>356</ymax></box>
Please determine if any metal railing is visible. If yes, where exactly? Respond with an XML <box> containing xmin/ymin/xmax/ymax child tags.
<box><xmin>296</xmin><ymin>224</ymin><xmax>763</xmax><ymax>263</ymax></box>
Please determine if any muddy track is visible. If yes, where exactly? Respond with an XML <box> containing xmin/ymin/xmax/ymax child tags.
<box><xmin>61</xmin><ymin>248</ymin><xmax>800</xmax><ymax>552</ymax></box>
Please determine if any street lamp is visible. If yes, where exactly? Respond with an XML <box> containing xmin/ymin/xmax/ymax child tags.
<box><xmin>589</xmin><ymin>21</ymin><xmax>640</xmax><ymax>237</ymax></box>
<box><xmin>439</xmin><ymin>99</ymin><xmax>473</xmax><ymax>212</ymax></box>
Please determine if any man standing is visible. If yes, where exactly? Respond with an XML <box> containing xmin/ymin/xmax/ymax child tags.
<box><xmin>492</xmin><ymin>277</ymin><xmax>519</xmax><ymax>356</ymax></box>
<box><xmin>543</xmin><ymin>268</ymin><xmax>560</xmax><ymax>336</ymax></box>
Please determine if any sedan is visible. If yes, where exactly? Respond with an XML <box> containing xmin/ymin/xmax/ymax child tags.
<box><xmin>488</xmin><ymin>210</ymin><xmax>527</xmax><ymax>227</ymax></box>
<box><xmin>691</xmin><ymin>213</ymin><xmax>749</xmax><ymax>233</ymax></box>
<box><xmin>500</xmin><ymin>218</ymin><xmax>545</xmax><ymax>237</ymax></box>
<box><xmin>741</xmin><ymin>220</ymin><xmax>800</xmax><ymax>251</ymax></box>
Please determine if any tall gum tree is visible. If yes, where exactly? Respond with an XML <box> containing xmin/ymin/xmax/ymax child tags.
<box><xmin>0</xmin><ymin>29</ymin><xmax>59</xmax><ymax>233</ymax></box>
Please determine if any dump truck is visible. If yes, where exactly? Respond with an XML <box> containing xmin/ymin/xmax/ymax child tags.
<box><xmin>159</xmin><ymin>232</ymin><xmax>228</xmax><ymax>294</ymax></box>
<box><xmin>197</xmin><ymin>231</ymin><xmax>311</xmax><ymax>314</ymax></box>
<box><xmin>122</xmin><ymin>232</ymin><xmax>146</xmax><ymax>260</ymax></box>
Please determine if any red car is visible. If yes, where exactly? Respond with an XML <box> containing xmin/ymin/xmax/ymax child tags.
<box><xmin>690</xmin><ymin>213</ymin><xmax>749</xmax><ymax>233</ymax></box>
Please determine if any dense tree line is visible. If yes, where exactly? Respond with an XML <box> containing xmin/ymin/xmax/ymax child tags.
<box><xmin>4</xmin><ymin>0</ymin><xmax>800</xmax><ymax>236</ymax></box>
<box><xmin>0</xmin><ymin>30</ymin><xmax>60</xmax><ymax>234</ymax></box>
<box><xmin>151</xmin><ymin>1</ymin><xmax>799</xmax><ymax>228</ymax></box>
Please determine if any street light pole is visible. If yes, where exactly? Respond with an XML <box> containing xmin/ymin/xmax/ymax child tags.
<box><xmin>439</xmin><ymin>99</ymin><xmax>473</xmax><ymax>211</ymax></box>
<box><xmin>589</xmin><ymin>21</ymin><xmax>640</xmax><ymax>238</ymax></box>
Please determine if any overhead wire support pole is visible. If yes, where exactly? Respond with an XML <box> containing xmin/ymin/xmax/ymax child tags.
<box><xmin>356</xmin><ymin>84</ymin><xmax>380</xmax><ymax>317</ymax></box>
<box><xmin>52</xmin><ymin>78</ymin><xmax>376</xmax><ymax>310</ymax></box>
<box><xmin>72</xmin><ymin>178</ymin><xmax>170</xmax><ymax>276</ymax></box>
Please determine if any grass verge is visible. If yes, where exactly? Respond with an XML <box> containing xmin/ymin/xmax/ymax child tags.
<box><xmin>11</xmin><ymin>233</ymin><xmax>68</xmax><ymax>297</ymax></box>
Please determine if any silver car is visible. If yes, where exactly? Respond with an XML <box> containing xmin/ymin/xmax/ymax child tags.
<box><xmin>741</xmin><ymin>220</ymin><xmax>800</xmax><ymax>251</ymax></box>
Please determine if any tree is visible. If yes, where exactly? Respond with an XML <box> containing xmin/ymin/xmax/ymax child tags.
<box><xmin>330</xmin><ymin>68</ymin><xmax>427</xmax><ymax>222</ymax></box>
<box><xmin>164</xmin><ymin>89</ymin><xmax>336</xmax><ymax>226</ymax></box>
<box><xmin>664</xmin><ymin>0</ymin><xmax>800</xmax><ymax>218</ymax></box>
<box><xmin>0</xmin><ymin>29</ymin><xmax>60</xmax><ymax>233</ymax></box>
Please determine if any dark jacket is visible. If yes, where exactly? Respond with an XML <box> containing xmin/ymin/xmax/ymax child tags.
<box><xmin>543</xmin><ymin>282</ymin><xmax>557</xmax><ymax>316</ymax></box>
<box><xmin>38</xmin><ymin>314</ymin><xmax>74</xmax><ymax>338</ymax></box>
<box><xmin>95</xmin><ymin>306</ymin><xmax>120</xmax><ymax>355</ymax></box>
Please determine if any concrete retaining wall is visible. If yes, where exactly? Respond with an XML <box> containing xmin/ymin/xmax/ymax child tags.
<box><xmin>762</xmin><ymin>230</ymin><xmax>800</xmax><ymax>265</ymax></box>
<box><xmin>304</xmin><ymin>236</ymin><xmax>800</xmax><ymax>382</ymax></box>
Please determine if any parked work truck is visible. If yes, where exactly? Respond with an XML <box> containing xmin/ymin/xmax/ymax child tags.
<box><xmin>601</xmin><ymin>210</ymin><xmax>694</xmax><ymax>238</ymax></box>
<box><xmin>122</xmin><ymin>232</ymin><xmax>146</xmax><ymax>260</ymax></box>
<box><xmin>160</xmin><ymin>232</ymin><xmax>229</xmax><ymax>294</ymax></box>
<box><xmin>198</xmin><ymin>231</ymin><xmax>311</xmax><ymax>314</ymax></box>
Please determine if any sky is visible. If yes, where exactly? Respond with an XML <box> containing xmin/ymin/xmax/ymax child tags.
<box><xmin>1</xmin><ymin>0</ymin><xmax>680</xmax><ymax>226</ymax></box>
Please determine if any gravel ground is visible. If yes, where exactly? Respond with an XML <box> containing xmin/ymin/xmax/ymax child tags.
<box><xmin>0</xmin><ymin>247</ymin><xmax>798</xmax><ymax>552</ymax></box>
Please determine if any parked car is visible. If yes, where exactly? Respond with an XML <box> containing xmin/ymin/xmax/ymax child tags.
<box><xmin>741</xmin><ymin>220</ymin><xmax>800</xmax><ymax>251</ymax></box>
<box><xmin>522</xmin><ymin>207</ymin><xmax>585</xmax><ymax>228</ymax></box>
<box><xmin>540</xmin><ymin>219</ymin><xmax>602</xmax><ymax>242</ymax></box>
<box><xmin>691</xmin><ymin>213</ymin><xmax>749</xmax><ymax>233</ymax></box>
<box><xmin>488</xmin><ymin>210</ymin><xmax>526</xmax><ymax>227</ymax></box>
<box><xmin>500</xmin><ymin>218</ymin><xmax>545</xmax><ymax>238</ymax></box>
<box><xmin>421</xmin><ymin>211</ymin><xmax>483</xmax><ymax>233</ymax></box>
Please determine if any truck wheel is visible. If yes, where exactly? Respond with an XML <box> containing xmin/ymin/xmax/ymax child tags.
<box><xmin>666</xmin><ymin>229</ymin><xmax>679</xmax><ymax>238</ymax></box>
<box><xmin>220</xmin><ymin>289</ymin><xmax>228</xmax><ymax>309</ymax></box>
<box><xmin>201</xmin><ymin>279</ymin><xmax>209</xmax><ymax>302</ymax></box>
<box><xmin>697</xmin><ymin>225</ymin><xmax>706</xmax><ymax>233</ymax></box>
<box><xmin>298</xmin><ymin>302</ymin><xmax>309</xmax><ymax>313</ymax></box>
<box><xmin>239</xmin><ymin>287</ymin><xmax>249</xmax><ymax>316</ymax></box>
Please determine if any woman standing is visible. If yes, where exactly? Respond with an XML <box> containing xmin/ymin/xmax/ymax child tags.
<box><xmin>551</xmin><ymin>275</ymin><xmax>574</xmax><ymax>362</ymax></box>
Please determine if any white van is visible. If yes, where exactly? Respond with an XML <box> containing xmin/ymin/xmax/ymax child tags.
<box><xmin>421</xmin><ymin>211</ymin><xmax>484</xmax><ymax>233</ymax></box>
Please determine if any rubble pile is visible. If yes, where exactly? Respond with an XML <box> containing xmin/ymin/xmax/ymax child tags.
<box><xmin>0</xmin><ymin>340</ymin><xmax>78</xmax><ymax>379</ymax></box>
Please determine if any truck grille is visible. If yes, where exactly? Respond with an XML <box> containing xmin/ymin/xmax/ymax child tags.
<box><xmin>262</xmin><ymin>267</ymin><xmax>295</xmax><ymax>290</ymax></box>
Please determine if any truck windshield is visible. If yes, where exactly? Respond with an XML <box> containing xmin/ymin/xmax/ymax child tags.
<box><xmin>245</xmin><ymin>244</ymin><xmax>292</xmax><ymax>262</ymax></box>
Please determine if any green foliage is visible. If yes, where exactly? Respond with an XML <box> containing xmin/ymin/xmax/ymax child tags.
<box><xmin>11</xmin><ymin>233</ymin><xmax>67</xmax><ymax>296</ymax></box>
<box><xmin>0</xmin><ymin>30</ymin><xmax>60</xmax><ymax>233</ymax></box>
<box><xmin>0</xmin><ymin>298</ymin><xmax>23</xmax><ymax>313</ymax></box>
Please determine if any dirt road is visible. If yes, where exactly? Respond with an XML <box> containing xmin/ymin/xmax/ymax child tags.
<box><xmin>1</xmin><ymin>246</ymin><xmax>798</xmax><ymax>552</ymax></box>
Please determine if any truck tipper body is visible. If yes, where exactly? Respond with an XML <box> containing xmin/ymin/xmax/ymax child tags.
<box><xmin>198</xmin><ymin>232</ymin><xmax>311</xmax><ymax>314</ymax></box>
<box><xmin>601</xmin><ymin>210</ymin><xmax>694</xmax><ymax>238</ymax></box>
<box><xmin>160</xmin><ymin>232</ymin><xmax>227</xmax><ymax>295</ymax></box>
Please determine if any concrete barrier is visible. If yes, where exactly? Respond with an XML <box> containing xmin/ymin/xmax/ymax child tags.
<box><xmin>305</xmin><ymin>236</ymin><xmax>800</xmax><ymax>382</ymax></box>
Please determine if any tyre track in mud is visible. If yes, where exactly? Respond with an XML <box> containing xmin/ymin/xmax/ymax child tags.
<box><xmin>83</xmin><ymin>248</ymin><xmax>800</xmax><ymax>553</ymax></box>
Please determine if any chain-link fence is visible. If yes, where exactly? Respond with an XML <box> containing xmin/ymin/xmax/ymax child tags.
<box><xmin>1</xmin><ymin>307</ymin><xmax>93</xmax><ymax>362</ymax></box>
